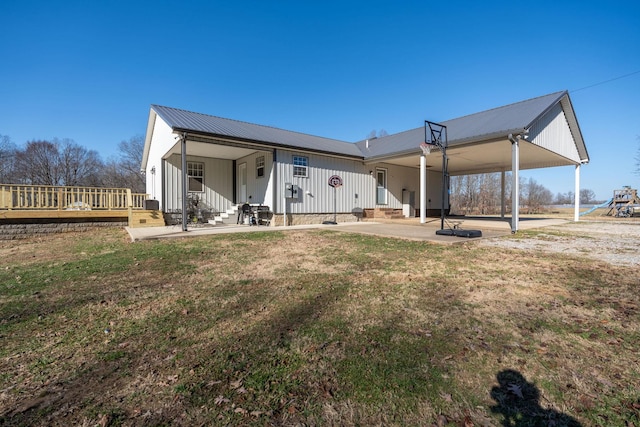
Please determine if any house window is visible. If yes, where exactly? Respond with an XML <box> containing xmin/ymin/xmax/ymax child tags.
<box><xmin>187</xmin><ymin>161</ymin><xmax>204</xmax><ymax>192</ymax></box>
<box><xmin>256</xmin><ymin>156</ymin><xmax>265</xmax><ymax>178</ymax></box>
<box><xmin>293</xmin><ymin>156</ymin><xmax>308</xmax><ymax>177</ymax></box>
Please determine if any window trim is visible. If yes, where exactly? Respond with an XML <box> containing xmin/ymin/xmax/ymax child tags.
<box><xmin>187</xmin><ymin>161</ymin><xmax>204</xmax><ymax>192</ymax></box>
<box><xmin>293</xmin><ymin>155</ymin><xmax>308</xmax><ymax>178</ymax></box>
<box><xmin>256</xmin><ymin>155</ymin><xmax>265</xmax><ymax>178</ymax></box>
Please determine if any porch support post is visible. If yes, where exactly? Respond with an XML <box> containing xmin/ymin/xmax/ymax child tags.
<box><xmin>500</xmin><ymin>170</ymin><xmax>506</xmax><ymax>219</ymax></box>
<box><xmin>509</xmin><ymin>134</ymin><xmax>520</xmax><ymax>233</ymax></box>
<box><xmin>181</xmin><ymin>132</ymin><xmax>188</xmax><ymax>232</ymax></box>
<box><xmin>420</xmin><ymin>153</ymin><xmax>426</xmax><ymax>224</ymax></box>
<box><xmin>574</xmin><ymin>164</ymin><xmax>581</xmax><ymax>222</ymax></box>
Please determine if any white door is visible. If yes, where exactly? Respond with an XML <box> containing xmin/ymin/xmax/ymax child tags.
<box><xmin>238</xmin><ymin>163</ymin><xmax>247</xmax><ymax>203</ymax></box>
<box><xmin>376</xmin><ymin>169</ymin><xmax>387</xmax><ymax>205</ymax></box>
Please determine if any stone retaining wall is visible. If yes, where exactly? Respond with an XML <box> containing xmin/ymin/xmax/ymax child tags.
<box><xmin>270</xmin><ymin>213</ymin><xmax>362</xmax><ymax>226</ymax></box>
<box><xmin>0</xmin><ymin>221</ymin><xmax>127</xmax><ymax>240</ymax></box>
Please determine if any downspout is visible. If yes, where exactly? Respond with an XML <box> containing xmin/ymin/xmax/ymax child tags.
<box><xmin>508</xmin><ymin>133</ymin><xmax>520</xmax><ymax>233</ymax></box>
<box><xmin>272</xmin><ymin>149</ymin><xmax>278</xmax><ymax>225</ymax></box>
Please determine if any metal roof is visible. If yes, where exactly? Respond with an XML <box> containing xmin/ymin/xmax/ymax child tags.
<box><xmin>149</xmin><ymin>90</ymin><xmax>587</xmax><ymax>165</ymax></box>
<box><xmin>151</xmin><ymin>105</ymin><xmax>363</xmax><ymax>158</ymax></box>
<box><xmin>358</xmin><ymin>91</ymin><xmax>577</xmax><ymax>159</ymax></box>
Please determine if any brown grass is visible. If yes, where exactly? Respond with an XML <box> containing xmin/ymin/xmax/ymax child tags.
<box><xmin>0</xmin><ymin>226</ymin><xmax>638</xmax><ymax>426</ymax></box>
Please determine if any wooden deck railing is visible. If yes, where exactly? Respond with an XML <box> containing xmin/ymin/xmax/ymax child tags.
<box><xmin>0</xmin><ymin>184</ymin><xmax>148</xmax><ymax>211</ymax></box>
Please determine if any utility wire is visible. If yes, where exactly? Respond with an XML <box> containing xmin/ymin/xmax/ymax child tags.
<box><xmin>570</xmin><ymin>69</ymin><xmax>640</xmax><ymax>93</ymax></box>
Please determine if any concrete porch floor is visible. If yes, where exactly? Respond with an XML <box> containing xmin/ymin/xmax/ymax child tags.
<box><xmin>125</xmin><ymin>215</ymin><xmax>569</xmax><ymax>243</ymax></box>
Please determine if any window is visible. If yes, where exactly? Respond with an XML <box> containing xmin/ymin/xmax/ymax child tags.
<box><xmin>256</xmin><ymin>156</ymin><xmax>265</xmax><ymax>178</ymax></box>
<box><xmin>293</xmin><ymin>156</ymin><xmax>308</xmax><ymax>177</ymax></box>
<box><xmin>187</xmin><ymin>161</ymin><xmax>204</xmax><ymax>192</ymax></box>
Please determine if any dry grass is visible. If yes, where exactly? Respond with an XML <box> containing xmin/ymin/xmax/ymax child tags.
<box><xmin>0</xmin><ymin>225</ymin><xmax>638</xmax><ymax>426</ymax></box>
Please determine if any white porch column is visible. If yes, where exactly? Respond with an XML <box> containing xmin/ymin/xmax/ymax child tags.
<box><xmin>511</xmin><ymin>136</ymin><xmax>520</xmax><ymax>233</ymax></box>
<box><xmin>500</xmin><ymin>171</ymin><xmax>506</xmax><ymax>219</ymax></box>
<box><xmin>574</xmin><ymin>164</ymin><xmax>581</xmax><ymax>222</ymax></box>
<box><xmin>420</xmin><ymin>154</ymin><xmax>426</xmax><ymax>223</ymax></box>
<box><xmin>181</xmin><ymin>132</ymin><xmax>188</xmax><ymax>232</ymax></box>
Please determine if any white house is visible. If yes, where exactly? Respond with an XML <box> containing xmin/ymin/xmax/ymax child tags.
<box><xmin>141</xmin><ymin>90</ymin><xmax>588</xmax><ymax>231</ymax></box>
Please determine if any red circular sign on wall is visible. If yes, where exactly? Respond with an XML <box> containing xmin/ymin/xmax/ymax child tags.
<box><xmin>328</xmin><ymin>175</ymin><xmax>343</xmax><ymax>188</ymax></box>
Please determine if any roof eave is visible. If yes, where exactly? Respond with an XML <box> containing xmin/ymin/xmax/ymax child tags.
<box><xmin>172</xmin><ymin>127</ymin><xmax>364</xmax><ymax>160</ymax></box>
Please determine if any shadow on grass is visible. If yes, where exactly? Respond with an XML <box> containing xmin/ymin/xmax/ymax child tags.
<box><xmin>490</xmin><ymin>369</ymin><xmax>582</xmax><ymax>426</ymax></box>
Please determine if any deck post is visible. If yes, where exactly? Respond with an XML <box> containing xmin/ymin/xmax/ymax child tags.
<box><xmin>127</xmin><ymin>188</ymin><xmax>133</xmax><ymax>226</ymax></box>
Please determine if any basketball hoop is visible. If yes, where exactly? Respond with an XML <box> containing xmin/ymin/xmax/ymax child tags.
<box><xmin>420</xmin><ymin>142</ymin><xmax>434</xmax><ymax>155</ymax></box>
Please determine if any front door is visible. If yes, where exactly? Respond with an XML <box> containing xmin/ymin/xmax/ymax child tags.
<box><xmin>238</xmin><ymin>162</ymin><xmax>247</xmax><ymax>203</ymax></box>
<box><xmin>376</xmin><ymin>168</ymin><xmax>387</xmax><ymax>205</ymax></box>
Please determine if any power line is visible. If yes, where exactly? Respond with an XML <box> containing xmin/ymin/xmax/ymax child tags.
<box><xmin>570</xmin><ymin>69</ymin><xmax>640</xmax><ymax>93</ymax></box>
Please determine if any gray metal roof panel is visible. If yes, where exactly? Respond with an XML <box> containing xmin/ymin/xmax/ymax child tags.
<box><xmin>359</xmin><ymin>91</ymin><xmax>568</xmax><ymax>159</ymax></box>
<box><xmin>151</xmin><ymin>105</ymin><xmax>363</xmax><ymax>157</ymax></box>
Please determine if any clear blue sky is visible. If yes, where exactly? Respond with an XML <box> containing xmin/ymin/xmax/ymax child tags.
<box><xmin>1</xmin><ymin>0</ymin><xmax>639</xmax><ymax>200</ymax></box>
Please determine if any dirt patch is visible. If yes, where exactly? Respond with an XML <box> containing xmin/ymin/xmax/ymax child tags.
<box><xmin>478</xmin><ymin>221</ymin><xmax>640</xmax><ymax>266</ymax></box>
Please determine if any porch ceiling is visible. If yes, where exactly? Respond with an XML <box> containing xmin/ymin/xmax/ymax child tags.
<box><xmin>163</xmin><ymin>135</ymin><xmax>575</xmax><ymax>176</ymax></box>
<box><xmin>163</xmin><ymin>139</ymin><xmax>258</xmax><ymax>160</ymax></box>
<box><xmin>376</xmin><ymin>137</ymin><xmax>576</xmax><ymax>175</ymax></box>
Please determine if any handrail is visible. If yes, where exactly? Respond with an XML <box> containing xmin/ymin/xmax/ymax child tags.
<box><xmin>0</xmin><ymin>184</ymin><xmax>149</xmax><ymax>211</ymax></box>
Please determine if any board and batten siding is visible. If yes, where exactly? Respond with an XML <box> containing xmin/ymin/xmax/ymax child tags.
<box><xmin>272</xmin><ymin>149</ymin><xmax>440</xmax><ymax>214</ymax></box>
<box><xmin>235</xmin><ymin>150</ymin><xmax>274</xmax><ymax>208</ymax></box>
<box><xmin>163</xmin><ymin>154</ymin><xmax>234</xmax><ymax>213</ymax></box>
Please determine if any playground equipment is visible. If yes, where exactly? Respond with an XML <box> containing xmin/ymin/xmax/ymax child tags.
<box><xmin>607</xmin><ymin>187</ymin><xmax>640</xmax><ymax>217</ymax></box>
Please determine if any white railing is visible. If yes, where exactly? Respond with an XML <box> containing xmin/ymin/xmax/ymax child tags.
<box><xmin>0</xmin><ymin>184</ymin><xmax>149</xmax><ymax>211</ymax></box>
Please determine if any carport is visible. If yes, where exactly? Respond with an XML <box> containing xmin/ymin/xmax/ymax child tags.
<box><xmin>359</xmin><ymin>91</ymin><xmax>589</xmax><ymax>232</ymax></box>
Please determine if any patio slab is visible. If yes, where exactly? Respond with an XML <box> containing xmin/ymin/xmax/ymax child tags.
<box><xmin>126</xmin><ymin>216</ymin><xmax>569</xmax><ymax>243</ymax></box>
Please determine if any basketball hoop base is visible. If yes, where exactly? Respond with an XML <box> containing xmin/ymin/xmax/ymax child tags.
<box><xmin>436</xmin><ymin>229</ymin><xmax>482</xmax><ymax>238</ymax></box>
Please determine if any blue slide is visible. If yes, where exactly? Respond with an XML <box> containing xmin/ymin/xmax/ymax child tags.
<box><xmin>579</xmin><ymin>198</ymin><xmax>613</xmax><ymax>216</ymax></box>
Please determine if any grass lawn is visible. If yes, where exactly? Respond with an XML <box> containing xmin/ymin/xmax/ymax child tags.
<box><xmin>0</xmin><ymin>227</ymin><xmax>638</xmax><ymax>426</ymax></box>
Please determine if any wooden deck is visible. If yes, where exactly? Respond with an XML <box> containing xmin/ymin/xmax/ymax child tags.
<box><xmin>0</xmin><ymin>184</ymin><xmax>164</xmax><ymax>227</ymax></box>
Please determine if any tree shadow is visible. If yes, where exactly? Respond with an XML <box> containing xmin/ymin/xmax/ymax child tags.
<box><xmin>490</xmin><ymin>369</ymin><xmax>582</xmax><ymax>426</ymax></box>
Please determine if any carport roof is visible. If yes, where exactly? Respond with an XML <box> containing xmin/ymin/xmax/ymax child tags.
<box><xmin>357</xmin><ymin>90</ymin><xmax>587</xmax><ymax>161</ymax></box>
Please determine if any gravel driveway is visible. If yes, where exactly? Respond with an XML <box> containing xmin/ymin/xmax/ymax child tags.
<box><xmin>479</xmin><ymin>221</ymin><xmax>640</xmax><ymax>267</ymax></box>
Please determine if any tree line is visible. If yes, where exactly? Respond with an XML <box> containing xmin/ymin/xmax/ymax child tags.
<box><xmin>449</xmin><ymin>173</ymin><xmax>598</xmax><ymax>215</ymax></box>
<box><xmin>0</xmin><ymin>134</ymin><xmax>145</xmax><ymax>193</ymax></box>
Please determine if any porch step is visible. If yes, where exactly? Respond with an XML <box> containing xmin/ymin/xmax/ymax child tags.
<box><xmin>129</xmin><ymin>210</ymin><xmax>166</xmax><ymax>228</ymax></box>
<box><xmin>210</xmin><ymin>206</ymin><xmax>240</xmax><ymax>226</ymax></box>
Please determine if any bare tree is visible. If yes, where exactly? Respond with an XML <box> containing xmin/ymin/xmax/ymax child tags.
<box><xmin>12</xmin><ymin>139</ymin><xmax>104</xmax><ymax>186</ymax></box>
<box><xmin>58</xmin><ymin>139</ymin><xmax>104</xmax><ymax>186</ymax></box>
<box><xmin>450</xmin><ymin>172</ymin><xmax>510</xmax><ymax>215</ymax></box>
<box><xmin>13</xmin><ymin>140</ymin><xmax>61</xmax><ymax>185</ymax></box>
<box><xmin>101</xmin><ymin>135</ymin><xmax>145</xmax><ymax>192</ymax></box>
<box><xmin>523</xmin><ymin>178</ymin><xmax>553</xmax><ymax>213</ymax></box>
<box><xmin>0</xmin><ymin>134</ymin><xmax>17</xmax><ymax>183</ymax></box>
<box><xmin>580</xmin><ymin>189</ymin><xmax>596</xmax><ymax>204</ymax></box>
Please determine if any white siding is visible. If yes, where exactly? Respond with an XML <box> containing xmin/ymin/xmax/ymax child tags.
<box><xmin>145</xmin><ymin>115</ymin><xmax>177</xmax><ymax>209</ymax></box>
<box><xmin>272</xmin><ymin>149</ymin><xmax>440</xmax><ymax>214</ymax></box>
<box><xmin>236</xmin><ymin>151</ymin><xmax>274</xmax><ymax>207</ymax></box>
<box><xmin>529</xmin><ymin>103</ymin><xmax>581</xmax><ymax>164</ymax></box>
<box><xmin>163</xmin><ymin>154</ymin><xmax>234</xmax><ymax>213</ymax></box>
